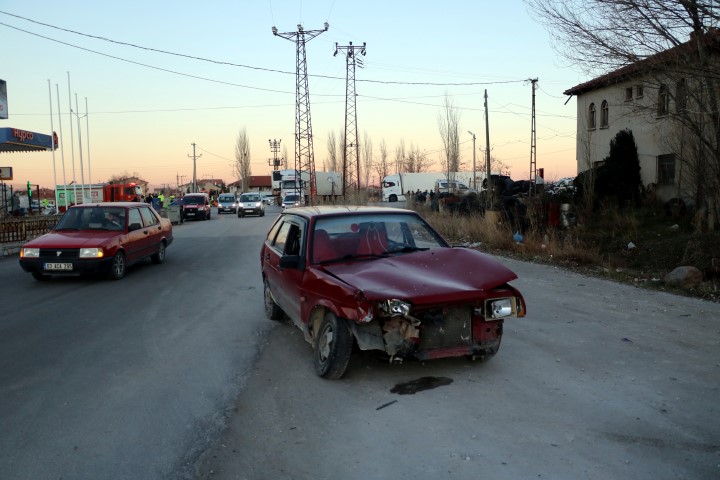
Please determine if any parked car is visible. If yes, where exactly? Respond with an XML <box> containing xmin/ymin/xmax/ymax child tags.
<box><xmin>238</xmin><ymin>192</ymin><xmax>265</xmax><ymax>217</ymax></box>
<box><xmin>217</xmin><ymin>192</ymin><xmax>240</xmax><ymax>214</ymax></box>
<box><xmin>281</xmin><ymin>193</ymin><xmax>303</xmax><ymax>209</ymax></box>
<box><xmin>19</xmin><ymin>202</ymin><xmax>173</xmax><ymax>281</ymax></box>
<box><xmin>180</xmin><ymin>193</ymin><xmax>211</xmax><ymax>221</ymax></box>
<box><xmin>261</xmin><ymin>206</ymin><xmax>526</xmax><ymax>379</ymax></box>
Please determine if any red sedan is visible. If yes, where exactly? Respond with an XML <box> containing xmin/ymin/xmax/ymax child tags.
<box><xmin>19</xmin><ymin>202</ymin><xmax>173</xmax><ymax>281</ymax></box>
<box><xmin>261</xmin><ymin>206</ymin><xmax>526</xmax><ymax>379</ymax></box>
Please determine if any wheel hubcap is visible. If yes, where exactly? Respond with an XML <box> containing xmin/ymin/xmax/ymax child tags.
<box><xmin>318</xmin><ymin>326</ymin><xmax>334</xmax><ymax>363</ymax></box>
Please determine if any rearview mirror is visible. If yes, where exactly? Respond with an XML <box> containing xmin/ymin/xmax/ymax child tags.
<box><xmin>279</xmin><ymin>255</ymin><xmax>305</xmax><ymax>270</ymax></box>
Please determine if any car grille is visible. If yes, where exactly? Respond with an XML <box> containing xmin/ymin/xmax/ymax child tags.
<box><xmin>39</xmin><ymin>248</ymin><xmax>79</xmax><ymax>259</ymax></box>
<box><xmin>417</xmin><ymin>305</ymin><xmax>473</xmax><ymax>350</ymax></box>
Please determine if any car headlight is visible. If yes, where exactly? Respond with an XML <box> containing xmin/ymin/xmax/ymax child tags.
<box><xmin>486</xmin><ymin>298</ymin><xmax>514</xmax><ymax>319</ymax></box>
<box><xmin>21</xmin><ymin>247</ymin><xmax>40</xmax><ymax>258</ymax></box>
<box><xmin>79</xmin><ymin>248</ymin><xmax>104</xmax><ymax>258</ymax></box>
<box><xmin>380</xmin><ymin>299</ymin><xmax>411</xmax><ymax>317</ymax></box>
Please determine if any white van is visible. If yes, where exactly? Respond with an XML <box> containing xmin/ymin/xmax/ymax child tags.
<box><xmin>217</xmin><ymin>192</ymin><xmax>239</xmax><ymax>214</ymax></box>
<box><xmin>434</xmin><ymin>179</ymin><xmax>473</xmax><ymax>195</ymax></box>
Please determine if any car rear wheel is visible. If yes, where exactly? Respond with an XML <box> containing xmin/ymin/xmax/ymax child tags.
<box><xmin>264</xmin><ymin>279</ymin><xmax>284</xmax><ymax>320</ymax></box>
<box><xmin>314</xmin><ymin>312</ymin><xmax>353</xmax><ymax>379</ymax></box>
<box><xmin>108</xmin><ymin>251</ymin><xmax>126</xmax><ymax>280</ymax></box>
<box><xmin>151</xmin><ymin>241</ymin><xmax>166</xmax><ymax>264</ymax></box>
<box><xmin>32</xmin><ymin>272</ymin><xmax>49</xmax><ymax>281</ymax></box>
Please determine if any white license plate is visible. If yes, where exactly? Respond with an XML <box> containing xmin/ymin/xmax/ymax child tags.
<box><xmin>45</xmin><ymin>262</ymin><xmax>73</xmax><ymax>271</ymax></box>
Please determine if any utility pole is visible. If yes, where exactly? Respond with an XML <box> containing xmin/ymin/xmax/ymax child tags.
<box><xmin>468</xmin><ymin>130</ymin><xmax>477</xmax><ymax>190</ymax></box>
<box><xmin>268</xmin><ymin>139</ymin><xmax>282</xmax><ymax>170</ymax></box>
<box><xmin>484</xmin><ymin>89</ymin><xmax>493</xmax><ymax>208</ymax></box>
<box><xmin>272</xmin><ymin>22</ymin><xmax>328</xmax><ymax>204</ymax></box>
<box><xmin>188</xmin><ymin>143</ymin><xmax>202</xmax><ymax>193</ymax></box>
<box><xmin>334</xmin><ymin>41</ymin><xmax>366</xmax><ymax>195</ymax></box>
<box><xmin>528</xmin><ymin>78</ymin><xmax>538</xmax><ymax>196</ymax></box>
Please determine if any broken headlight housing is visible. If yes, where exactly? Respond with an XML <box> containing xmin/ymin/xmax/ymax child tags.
<box><xmin>379</xmin><ymin>299</ymin><xmax>411</xmax><ymax>317</ymax></box>
<box><xmin>485</xmin><ymin>298</ymin><xmax>515</xmax><ymax>319</ymax></box>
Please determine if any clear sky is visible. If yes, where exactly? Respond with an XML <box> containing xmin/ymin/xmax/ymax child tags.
<box><xmin>1</xmin><ymin>0</ymin><xmax>586</xmax><ymax>191</ymax></box>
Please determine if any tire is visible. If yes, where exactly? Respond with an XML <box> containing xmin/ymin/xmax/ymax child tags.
<box><xmin>314</xmin><ymin>312</ymin><xmax>353</xmax><ymax>379</ymax></box>
<box><xmin>32</xmin><ymin>272</ymin><xmax>49</xmax><ymax>281</ymax></box>
<box><xmin>151</xmin><ymin>241</ymin><xmax>166</xmax><ymax>264</ymax></box>
<box><xmin>389</xmin><ymin>194</ymin><xmax>398</xmax><ymax>202</ymax></box>
<box><xmin>107</xmin><ymin>251</ymin><xmax>126</xmax><ymax>280</ymax></box>
<box><xmin>264</xmin><ymin>279</ymin><xmax>284</xmax><ymax>320</ymax></box>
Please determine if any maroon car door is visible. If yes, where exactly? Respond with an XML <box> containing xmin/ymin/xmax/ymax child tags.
<box><xmin>125</xmin><ymin>207</ymin><xmax>149</xmax><ymax>262</ymax></box>
<box><xmin>138</xmin><ymin>206</ymin><xmax>163</xmax><ymax>256</ymax></box>
<box><xmin>264</xmin><ymin>218</ymin><xmax>306</xmax><ymax>326</ymax></box>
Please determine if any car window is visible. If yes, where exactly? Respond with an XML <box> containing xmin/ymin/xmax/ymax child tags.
<box><xmin>128</xmin><ymin>209</ymin><xmax>143</xmax><ymax>228</ymax></box>
<box><xmin>139</xmin><ymin>207</ymin><xmax>159</xmax><ymax>227</ymax></box>
<box><xmin>315</xmin><ymin>213</ymin><xmax>446</xmax><ymax>252</ymax></box>
<box><xmin>272</xmin><ymin>220</ymin><xmax>304</xmax><ymax>255</ymax></box>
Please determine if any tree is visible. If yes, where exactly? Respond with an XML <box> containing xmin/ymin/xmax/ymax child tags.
<box><xmin>327</xmin><ymin>131</ymin><xmax>339</xmax><ymax>172</ymax></box>
<box><xmin>374</xmin><ymin>139</ymin><xmax>390</xmax><ymax>186</ymax></box>
<box><xmin>605</xmin><ymin>129</ymin><xmax>643</xmax><ymax>207</ymax></box>
<box><xmin>527</xmin><ymin>0</ymin><xmax>720</xmax><ymax>229</ymax></box>
<box><xmin>362</xmin><ymin>131</ymin><xmax>373</xmax><ymax>187</ymax></box>
<box><xmin>438</xmin><ymin>93</ymin><xmax>461</xmax><ymax>186</ymax></box>
<box><xmin>394</xmin><ymin>139</ymin><xmax>406</xmax><ymax>173</ymax></box>
<box><xmin>233</xmin><ymin>128</ymin><xmax>251</xmax><ymax>191</ymax></box>
<box><xmin>405</xmin><ymin>143</ymin><xmax>433</xmax><ymax>173</ymax></box>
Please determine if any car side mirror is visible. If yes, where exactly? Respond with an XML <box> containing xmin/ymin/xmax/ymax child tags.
<box><xmin>129</xmin><ymin>222</ymin><xmax>143</xmax><ymax>231</ymax></box>
<box><xmin>279</xmin><ymin>254</ymin><xmax>304</xmax><ymax>270</ymax></box>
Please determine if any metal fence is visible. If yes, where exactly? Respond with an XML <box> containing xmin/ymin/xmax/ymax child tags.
<box><xmin>0</xmin><ymin>216</ymin><xmax>60</xmax><ymax>243</ymax></box>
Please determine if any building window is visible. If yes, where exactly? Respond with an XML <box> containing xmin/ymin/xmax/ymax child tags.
<box><xmin>625</xmin><ymin>87</ymin><xmax>633</xmax><ymax>101</ymax></box>
<box><xmin>676</xmin><ymin>79</ymin><xmax>687</xmax><ymax>113</ymax></box>
<box><xmin>588</xmin><ymin>103</ymin><xmax>596</xmax><ymax>129</ymax></box>
<box><xmin>600</xmin><ymin>100</ymin><xmax>609</xmax><ymax>128</ymax></box>
<box><xmin>658</xmin><ymin>154</ymin><xmax>676</xmax><ymax>185</ymax></box>
<box><xmin>658</xmin><ymin>85</ymin><xmax>670</xmax><ymax>116</ymax></box>
<box><xmin>636</xmin><ymin>85</ymin><xmax>644</xmax><ymax>98</ymax></box>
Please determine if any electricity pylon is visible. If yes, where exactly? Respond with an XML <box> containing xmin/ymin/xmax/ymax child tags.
<box><xmin>528</xmin><ymin>78</ymin><xmax>538</xmax><ymax>196</ymax></box>
<box><xmin>334</xmin><ymin>41</ymin><xmax>366</xmax><ymax>195</ymax></box>
<box><xmin>272</xmin><ymin>23</ymin><xmax>328</xmax><ymax>202</ymax></box>
<box><xmin>268</xmin><ymin>139</ymin><xmax>282</xmax><ymax>170</ymax></box>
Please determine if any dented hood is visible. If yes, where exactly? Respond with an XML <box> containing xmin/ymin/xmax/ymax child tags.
<box><xmin>321</xmin><ymin>247</ymin><xmax>518</xmax><ymax>304</ymax></box>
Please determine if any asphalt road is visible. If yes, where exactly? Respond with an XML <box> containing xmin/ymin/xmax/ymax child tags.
<box><xmin>0</xmin><ymin>208</ymin><xmax>279</xmax><ymax>480</ymax></box>
<box><xmin>2</xmin><ymin>205</ymin><xmax>719</xmax><ymax>480</ymax></box>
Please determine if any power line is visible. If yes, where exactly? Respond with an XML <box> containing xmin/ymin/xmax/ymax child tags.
<box><xmin>0</xmin><ymin>11</ymin><xmax>530</xmax><ymax>87</ymax></box>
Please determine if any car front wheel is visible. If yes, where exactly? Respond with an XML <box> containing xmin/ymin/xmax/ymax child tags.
<box><xmin>264</xmin><ymin>279</ymin><xmax>284</xmax><ymax>320</ymax></box>
<box><xmin>108</xmin><ymin>251</ymin><xmax>126</xmax><ymax>280</ymax></box>
<box><xmin>314</xmin><ymin>312</ymin><xmax>353</xmax><ymax>379</ymax></box>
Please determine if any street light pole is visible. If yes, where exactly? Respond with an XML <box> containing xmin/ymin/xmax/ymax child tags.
<box><xmin>468</xmin><ymin>131</ymin><xmax>476</xmax><ymax>190</ymax></box>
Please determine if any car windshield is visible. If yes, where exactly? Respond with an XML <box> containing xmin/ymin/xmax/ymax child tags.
<box><xmin>312</xmin><ymin>213</ymin><xmax>447</xmax><ymax>263</ymax></box>
<box><xmin>182</xmin><ymin>196</ymin><xmax>203</xmax><ymax>205</ymax></box>
<box><xmin>284</xmin><ymin>195</ymin><xmax>299</xmax><ymax>202</ymax></box>
<box><xmin>219</xmin><ymin>196</ymin><xmax>235</xmax><ymax>202</ymax></box>
<box><xmin>241</xmin><ymin>194</ymin><xmax>261</xmax><ymax>202</ymax></box>
<box><xmin>55</xmin><ymin>207</ymin><xmax>126</xmax><ymax>231</ymax></box>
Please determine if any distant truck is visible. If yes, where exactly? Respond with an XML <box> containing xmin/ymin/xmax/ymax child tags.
<box><xmin>381</xmin><ymin>171</ymin><xmax>479</xmax><ymax>202</ymax></box>
<box><xmin>56</xmin><ymin>182</ymin><xmax>143</xmax><ymax>210</ymax></box>
<box><xmin>274</xmin><ymin>169</ymin><xmax>342</xmax><ymax>201</ymax></box>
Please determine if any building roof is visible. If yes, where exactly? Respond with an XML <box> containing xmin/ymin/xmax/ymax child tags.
<box><xmin>564</xmin><ymin>29</ymin><xmax>720</xmax><ymax>96</ymax></box>
<box><xmin>248</xmin><ymin>175</ymin><xmax>271</xmax><ymax>188</ymax></box>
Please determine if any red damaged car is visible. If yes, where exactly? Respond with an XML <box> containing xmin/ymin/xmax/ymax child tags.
<box><xmin>19</xmin><ymin>202</ymin><xmax>173</xmax><ymax>281</ymax></box>
<box><xmin>261</xmin><ymin>206</ymin><xmax>526</xmax><ymax>379</ymax></box>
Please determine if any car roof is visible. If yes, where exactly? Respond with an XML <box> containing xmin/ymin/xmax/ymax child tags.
<box><xmin>69</xmin><ymin>202</ymin><xmax>140</xmax><ymax>208</ymax></box>
<box><xmin>280</xmin><ymin>205</ymin><xmax>414</xmax><ymax>219</ymax></box>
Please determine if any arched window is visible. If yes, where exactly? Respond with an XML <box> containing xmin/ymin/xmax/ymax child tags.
<box><xmin>588</xmin><ymin>103</ymin><xmax>596</xmax><ymax>129</ymax></box>
<box><xmin>657</xmin><ymin>85</ymin><xmax>670</xmax><ymax>116</ymax></box>
<box><xmin>600</xmin><ymin>100</ymin><xmax>609</xmax><ymax>127</ymax></box>
<box><xmin>676</xmin><ymin>79</ymin><xmax>687</xmax><ymax>113</ymax></box>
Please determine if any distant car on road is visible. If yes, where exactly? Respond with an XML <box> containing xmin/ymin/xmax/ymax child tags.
<box><xmin>19</xmin><ymin>202</ymin><xmax>173</xmax><ymax>281</ymax></box>
<box><xmin>281</xmin><ymin>193</ymin><xmax>303</xmax><ymax>209</ymax></box>
<box><xmin>217</xmin><ymin>192</ymin><xmax>240</xmax><ymax>214</ymax></box>
<box><xmin>180</xmin><ymin>193</ymin><xmax>211</xmax><ymax>221</ymax></box>
<box><xmin>261</xmin><ymin>206</ymin><xmax>526</xmax><ymax>379</ymax></box>
<box><xmin>262</xmin><ymin>193</ymin><xmax>276</xmax><ymax>206</ymax></box>
<box><xmin>238</xmin><ymin>192</ymin><xmax>265</xmax><ymax>217</ymax></box>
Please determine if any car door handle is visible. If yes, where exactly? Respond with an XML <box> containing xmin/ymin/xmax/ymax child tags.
<box><xmin>143</xmin><ymin>230</ymin><xmax>149</xmax><ymax>235</ymax></box>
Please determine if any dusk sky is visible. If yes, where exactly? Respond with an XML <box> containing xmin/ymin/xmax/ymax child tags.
<box><xmin>1</xmin><ymin>1</ymin><xmax>587</xmax><ymax>190</ymax></box>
